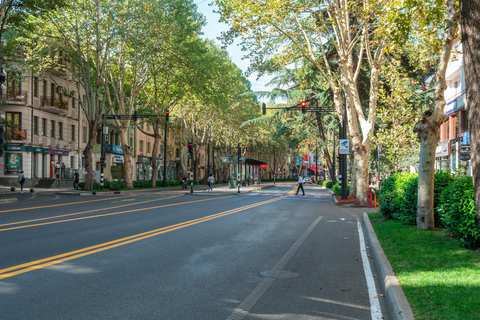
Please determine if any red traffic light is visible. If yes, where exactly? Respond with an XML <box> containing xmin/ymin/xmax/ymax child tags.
<box><xmin>188</xmin><ymin>142</ymin><xmax>193</xmax><ymax>147</ymax></box>
<box><xmin>165</xmin><ymin>110</ymin><xmax>170</xmax><ymax>121</ymax></box>
<box><xmin>301</xmin><ymin>101</ymin><xmax>306</xmax><ymax>113</ymax></box>
<box><xmin>307</xmin><ymin>141</ymin><xmax>311</xmax><ymax>146</ymax></box>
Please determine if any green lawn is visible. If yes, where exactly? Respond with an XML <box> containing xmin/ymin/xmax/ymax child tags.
<box><xmin>368</xmin><ymin>212</ymin><xmax>480</xmax><ymax>320</ymax></box>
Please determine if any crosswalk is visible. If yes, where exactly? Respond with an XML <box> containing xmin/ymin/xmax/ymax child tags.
<box><xmin>243</xmin><ymin>192</ymin><xmax>331</xmax><ymax>199</ymax></box>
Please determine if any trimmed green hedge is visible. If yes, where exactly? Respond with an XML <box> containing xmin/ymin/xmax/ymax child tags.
<box><xmin>437</xmin><ymin>175</ymin><xmax>479</xmax><ymax>249</ymax></box>
<box><xmin>378</xmin><ymin>171</ymin><xmax>480</xmax><ymax>249</ymax></box>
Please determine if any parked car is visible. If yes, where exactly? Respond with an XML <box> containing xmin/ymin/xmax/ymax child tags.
<box><xmin>303</xmin><ymin>177</ymin><xmax>312</xmax><ymax>184</ymax></box>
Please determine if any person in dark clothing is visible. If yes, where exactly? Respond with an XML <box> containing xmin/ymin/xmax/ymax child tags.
<box><xmin>74</xmin><ymin>170</ymin><xmax>80</xmax><ymax>190</ymax></box>
<box><xmin>18</xmin><ymin>170</ymin><xmax>25</xmax><ymax>193</ymax></box>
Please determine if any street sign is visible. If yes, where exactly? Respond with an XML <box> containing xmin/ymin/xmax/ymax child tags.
<box><xmin>378</xmin><ymin>146</ymin><xmax>382</xmax><ymax>158</ymax></box>
<box><xmin>459</xmin><ymin>153</ymin><xmax>471</xmax><ymax>162</ymax></box>
<box><xmin>339</xmin><ymin>139</ymin><xmax>349</xmax><ymax>154</ymax></box>
<box><xmin>460</xmin><ymin>145</ymin><xmax>471</xmax><ymax>154</ymax></box>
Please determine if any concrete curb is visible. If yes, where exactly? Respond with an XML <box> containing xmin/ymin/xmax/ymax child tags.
<box><xmin>0</xmin><ymin>196</ymin><xmax>18</xmax><ymax>204</ymax></box>
<box><xmin>362</xmin><ymin>213</ymin><xmax>415</xmax><ymax>320</ymax></box>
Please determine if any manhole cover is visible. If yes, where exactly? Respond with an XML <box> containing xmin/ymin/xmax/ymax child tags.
<box><xmin>260</xmin><ymin>270</ymin><xmax>300</xmax><ymax>279</ymax></box>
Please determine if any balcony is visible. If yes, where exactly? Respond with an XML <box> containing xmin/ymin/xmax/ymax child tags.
<box><xmin>5</xmin><ymin>128</ymin><xmax>28</xmax><ymax>143</ymax></box>
<box><xmin>445</xmin><ymin>91</ymin><xmax>466</xmax><ymax>115</ymax></box>
<box><xmin>41</xmin><ymin>96</ymin><xmax>68</xmax><ymax>115</ymax></box>
<box><xmin>2</xmin><ymin>90</ymin><xmax>28</xmax><ymax>105</ymax></box>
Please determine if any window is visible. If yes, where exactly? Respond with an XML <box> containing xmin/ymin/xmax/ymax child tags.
<box><xmin>71</xmin><ymin>92</ymin><xmax>76</xmax><ymax>108</ymax></box>
<box><xmin>43</xmin><ymin>80</ymin><xmax>47</xmax><ymax>97</ymax></box>
<box><xmin>50</xmin><ymin>120</ymin><xmax>55</xmax><ymax>137</ymax></box>
<box><xmin>83</xmin><ymin>126</ymin><xmax>87</xmax><ymax>143</ymax></box>
<box><xmin>33</xmin><ymin>77</ymin><xmax>39</xmax><ymax>97</ymax></box>
<box><xmin>71</xmin><ymin>125</ymin><xmax>75</xmax><ymax>141</ymax></box>
<box><xmin>6</xmin><ymin>112</ymin><xmax>21</xmax><ymax>129</ymax></box>
<box><xmin>455</xmin><ymin>115</ymin><xmax>459</xmax><ymax>137</ymax></box>
<box><xmin>147</xmin><ymin>142</ymin><xmax>151</xmax><ymax>153</ymax></box>
<box><xmin>42</xmin><ymin>118</ymin><xmax>47</xmax><ymax>136</ymax></box>
<box><xmin>33</xmin><ymin>116</ymin><xmax>39</xmax><ymax>135</ymax></box>
<box><xmin>139</xmin><ymin>140</ymin><xmax>144</xmax><ymax>152</ymax></box>
<box><xmin>463</xmin><ymin>110</ymin><xmax>469</xmax><ymax>132</ymax></box>
<box><xmin>50</xmin><ymin>83</ymin><xmax>55</xmax><ymax>106</ymax></box>
<box><xmin>7</xmin><ymin>71</ymin><xmax>21</xmax><ymax>97</ymax></box>
<box><xmin>59</xmin><ymin>122</ymin><xmax>63</xmax><ymax>140</ymax></box>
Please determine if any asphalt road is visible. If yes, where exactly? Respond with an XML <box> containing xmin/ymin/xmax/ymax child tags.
<box><xmin>0</xmin><ymin>183</ymin><xmax>389</xmax><ymax>320</ymax></box>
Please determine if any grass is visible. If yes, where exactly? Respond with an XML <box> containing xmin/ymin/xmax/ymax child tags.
<box><xmin>368</xmin><ymin>212</ymin><xmax>480</xmax><ymax>320</ymax></box>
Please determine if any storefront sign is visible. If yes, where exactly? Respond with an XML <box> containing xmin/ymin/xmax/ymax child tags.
<box><xmin>138</xmin><ymin>156</ymin><xmax>151</xmax><ymax>165</ymax></box>
<box><xmin>339</xmin><ymin>139</ymin><xmax>349</xmax><ymax>154</ymax></box>
<box><xmin>49</xmin><ymin>149</ymin><xmax>69</xmax><ymax>156</ymax></box>
<box><xmin>435</xmin><ymin>141</ymin><xmax>449</xmax><ymax>157</ymax></box>
<box><xmin>5</xmin><ymin>152</ymin><xmax>22</xmax><ymax>174</ymax></box>
<box><xmin>220</xmin><ymin>156</ymin><xmax>245</xmax><ymax>163</ymax></box>
<box><xmin>459</xmin><ymin>153</ymin><xmax>471</xmax><ymax>162</ymax></box>
<box><xmin>112</xmin><ymin>155</ymin><xmax>124</xmax><ymax>163</ymax></box>
<box><xmin>106</xmin><ymin>144</ymin><xmax>124</xmax><ymax>154</ymax></box>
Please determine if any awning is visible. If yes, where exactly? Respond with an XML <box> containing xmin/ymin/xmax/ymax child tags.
<box><xmin>245</xmin><ymin>158</ymin><xmax>268</xmax><ymax>166</ymax></box>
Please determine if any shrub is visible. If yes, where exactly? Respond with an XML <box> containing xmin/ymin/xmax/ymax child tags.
<box><xmin>332</xmin><ymin>182</ymin><xmax>351</xmax><ymax>195</ymax></box>
<box><xmin>78</xmin><ymin>182</ymin><xmax>85</xmax><ymax>190</ymax></box>
<box><xmin>103</xmin><ymin>180</ymin><xmax>110</xmax><ymax>189</ymax></box>
<box><xmin>437</xmin><ymin>175</ymin><xmax>480</xmax><ymax>249</ymax></box>
<box><xmin>93</xmin><ymin>182</ymin><xmax>101</xmax><ymax>190</ymax></box>
<box><xmin>378</xmin><ymin>173</ymin><xmax>417</xmax><ymax>221</ymax></box>
<box><xmin>325</xmin><ymin>181</ymin><xmax>333</xmax><ymax>189</ymax></box>
<box><xmin>109</xmin><ymin>181</ymin><xmax>123</xmax><ymax>190</ymax></box>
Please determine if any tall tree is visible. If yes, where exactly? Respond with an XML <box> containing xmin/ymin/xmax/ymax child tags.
<box><xmin>413</xmin><ymin>0</ymin><xmax>459</xmax><ymax>230</ymax></box>
<box><xmin>460</xmin><ymin>0</ymin><xmax>480</xmax><ymax>222</ymax></box>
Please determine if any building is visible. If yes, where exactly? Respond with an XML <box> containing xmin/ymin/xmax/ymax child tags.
<box><xmin>0</xmin><ymin>64</ymin><xmax>87</xmax><ymax>186</ymax></box>
<box><xmin>435</xmin><ymin>39</ymin><xmax>471</xmax><ymax>175</ymax></box>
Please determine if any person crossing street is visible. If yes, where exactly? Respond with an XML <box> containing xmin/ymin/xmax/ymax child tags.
<box><xmin>296</xmin><ymin>174</ymin><xmax>305</xmax><ymax>196</ymax></box>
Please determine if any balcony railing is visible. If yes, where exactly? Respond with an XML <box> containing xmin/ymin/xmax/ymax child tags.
<box><xmin>41</xmin><ymin>96</ymin><xmax>68</xmax><ymax>113</ymax></box>
<box><xmin>2</xmin><ymin>90</ymin><xmax>28</xmax><ymax>104</ymax></box>
<box><xmin>5</xmin><ymin>128</ymin><xmax>27</xmax><ymax>141</ymax></box>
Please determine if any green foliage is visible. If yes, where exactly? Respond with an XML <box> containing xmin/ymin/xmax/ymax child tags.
<box><xmin>378</xmin><ymin>173</ymin><xmax>418</xmax><ymax>221</ymax></box>
<box><xmin>93</xmin><ymin>182</ymin><xmax>101</xmax><ymax>190</ymax></box>
<box><xmin>108</xmin><ymin>181</ymin><xmax>124</xmax><ymax>190</ymax></box>
<box><xmin>78</xmin><ymin>182</ymin><xmax>85</xmax><ymax>190</ymax></box>
<box><xmin>332</xmin><ymin>182</ymin><xmax>351</xmax><ymax>195</ymax></box>
<box><xmin>437</xmin><ymin>176</ymin><xmax>480</xmax><ymax>249</ymax></box>
<box><xmin>324</xmin><ymin>180</ymin><xmax>333</xmax><ymax>188</ymax></box>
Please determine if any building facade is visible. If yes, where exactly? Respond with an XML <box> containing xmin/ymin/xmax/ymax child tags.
<box><xmin>435</xmin><ymin>40</ymin><xmax>472</xmax><ymax>175</ymax></box>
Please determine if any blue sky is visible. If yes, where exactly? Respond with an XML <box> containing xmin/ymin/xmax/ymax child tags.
<box><xmin>194</xmin><ymin>0</ymin><xmax>273</xmax><ymax>94</ymax></box>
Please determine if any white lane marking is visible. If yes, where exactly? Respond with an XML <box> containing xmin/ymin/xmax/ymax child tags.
<box><xmin>226</xmin><ymin>216</ymin><xmax>324</xmax><ymax>320</ymax></box>
<box><xmin>357</xmin><ymin>218</ymin><xmax>382</xmax><ymax>319</ymax></box>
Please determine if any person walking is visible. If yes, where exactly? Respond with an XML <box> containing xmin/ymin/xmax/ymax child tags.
<box><xmin>74</xmin><ymin>169</ymin><xmax>80</xmax><ymax>190</ymax></box>
<box><xmin>207</xmin><ymin>174</ymin><xmax>215</xmax><ymax>191</ymax></box>
<box><xmin>296</xmin><ymin>174</ymin><xmax>305</xmax><ymax>196</ymax></box>
<box><xmin>18</xmin><ymin>170</ymin><xmax>25</xmax><ymax>193</ymax></box>
<box><xmin>61</xmin><ymin>162</ymin><xmax>66</xmax><ymax>179</ymax></box>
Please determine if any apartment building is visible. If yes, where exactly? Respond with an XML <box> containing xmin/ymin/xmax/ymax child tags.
<box><xmin>0</xmin><ymin>65</ymin><xmax>87</xmax><ymax>185</ymax></box>
<box><xmin>435</xmin><ymin>40</ymin><xmax>471</xmax><ymax>175</ymax></box>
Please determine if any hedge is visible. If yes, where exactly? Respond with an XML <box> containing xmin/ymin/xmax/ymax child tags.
<box><xmin>378</xmin><ymin>171</ymin><xmax>480</xmax><ymax>249</ymax></box>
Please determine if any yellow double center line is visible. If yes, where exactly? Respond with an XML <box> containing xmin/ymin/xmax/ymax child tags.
<box><xmin>0</xmin><ymin>194</ymin><xmax>184</xmax><ymax>232</ymax></box>
<box><xmin>0</xmin><ymin>195</ymin><xmax>287</xmax><ymax>280</ymax></box>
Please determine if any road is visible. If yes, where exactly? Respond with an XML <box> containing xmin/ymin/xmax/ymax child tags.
<box><xmin>0</xmin><ymin>183</ymin><xmax>389</xmax><ymax>320</ymax></box>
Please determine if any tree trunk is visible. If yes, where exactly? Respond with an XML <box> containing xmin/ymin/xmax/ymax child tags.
<box><xmin>460</xmin><ymin>0</ymin><xmax>480</xmax><ymax>221</ymax></box>
<box><xmin>349</xmin><ymin>152</ymin><xmax>356</xmax><ymax>196</ymax></box>
<box><xmin>354</xmin><ymin>146</ymin><xmax>370</xmax><ymax>204</ymax></box>
<box><xmin>82</xmin><ymin>139</ymin><xmax>94</xmax><ymax>191</ymax></box>
<box><xmin>119</xmin><ymin>129</ymin><xmax>134</xmax><ymax>189</ymax></box>
<box><xmin>414</xmin><ymin>114</ymin><xmax>441</xmax><ymax>230</ymax></box>
<box><xmin>413</xmin><ymin>0</ymin><xmax>458</xmax><ymax>230</ymax></box>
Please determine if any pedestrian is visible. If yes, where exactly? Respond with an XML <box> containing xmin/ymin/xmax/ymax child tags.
<box><xmin>208</xmin><ymin>174</ymin><xmax>215</xmax><ymax>191</ymax></box>
<box><xmin>18</xmin><ymin>170</ymin><xmax>25</xmax><ymax>193</ymax></box>
<box><xmin>74</xmin><ymin>169</ymin><xmax>80</xmax><ymax>190</ymax></box>
<box><xmin>55</xmin><ymin>162</ymin><xmax>60</xmax><ymax>179</ymax></box>
<box><xmin>296</xmin><ymin>174</ymin><xmax>305</xmax><ymax>196</ymax></box>
<box><xmin>182</xmin><ymin>177</ymin><xmax>187</xmax><ymax>190</ymax></box>
<box><xmin>248</xmin><ymin>175</ymin><xmax>252</xmax><ymax>186</ymax></box>
<box><xmin>61</xmin><ymin>162</ymin><xmax>66</xmax><ymax>179</ymax></box>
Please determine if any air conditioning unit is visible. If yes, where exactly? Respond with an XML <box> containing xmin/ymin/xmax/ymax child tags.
<box><xmin>34</xmin><ymin>136</ymin><xmax>40</xmax><ymax>145</ymax></box>
<box><xmin>42</xmin><ymin>137</ymin><xmax>48</xmax><ymax>146</ymax></box>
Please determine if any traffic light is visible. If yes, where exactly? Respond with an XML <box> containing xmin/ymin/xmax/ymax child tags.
<box><xmin>262</xmin><ymin>103</ymin><xmax>266</xmax><ymax>115</ymax></box>
<box><xmin>165</xmin><ymin>110</ymin><xmax>170</xmax><ymax>122</ymax></box>
<box><xmin>307</xmin><ymin>141</ymin><xmax>311</xmax><ymax>147</ymax></box>
<box><xmin>338</xmin><ymin>175</ymin><xmax>342</xmax><ymax>186</ymax></box>
<box><xmin>336</xmin><ymin>154</ymin><xmax>341</xmax><ymax>163</ymax></box>
<box><xmin>301</xmin><ymin>101</ymin><xmax>306</xmax><ymax>114</ymax></box>
<box><xmin>188</xmin><ymin>142</ymin><xmax>193</xmax><ymax>158</ymax></box>
<box><xmin>0</xmin><ymin>125</ymin><xmax>4</xmax><ymax>158</ymax></box>
<box><xmin>245</xmin><ymin>145</ymin><xmax>248</xmax><ymax>152</ymax></box>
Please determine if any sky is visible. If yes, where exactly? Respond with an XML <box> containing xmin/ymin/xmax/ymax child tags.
<box><xmin>194</xmin><ymin>0</ymin><xmax>273</xmax><ymax>94</ymax></box>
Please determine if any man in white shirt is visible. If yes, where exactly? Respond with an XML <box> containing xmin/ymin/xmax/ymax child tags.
<box><xmin>296</xmin><ymin>174</ymin><xmax>305</xmax><ymax>196</ymax></box>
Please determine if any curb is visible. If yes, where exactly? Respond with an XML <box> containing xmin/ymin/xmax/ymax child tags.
<box><xmin>0</xmin><ymin>197</ymin><xmax>18</xmax><ymax>204</ymax></box>
<box><xmin>362</xmin><ymin>213</ymin><xmax>415</xmax><ymax>320</ymax></box>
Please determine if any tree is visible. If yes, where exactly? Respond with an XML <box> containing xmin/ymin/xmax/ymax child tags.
<box><xmin>215</xmin><ymin>0</ymin><xmax>391</xmax><ymax>204</ymax></box>
<box><xmin>413</xmin><ymin>0</ymin><xmax>459</xmax><ymax>230</ymax></box>
<box><xmin>460</xmin><ymin>0</ymin><xmax>480</xmax><ymax>222</ymax></box>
